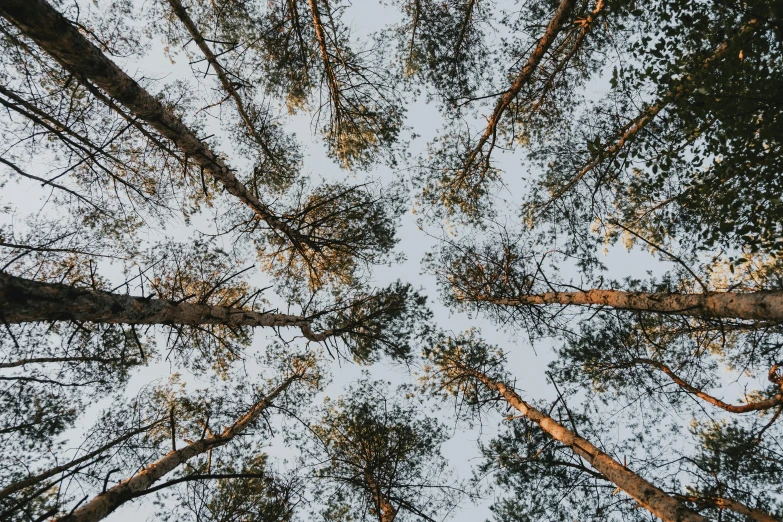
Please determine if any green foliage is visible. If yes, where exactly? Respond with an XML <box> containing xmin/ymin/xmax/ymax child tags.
<box><xmin>302</xmin><ymin>377</ymin><xmax>457</xmax><ymax>521</ymax></box>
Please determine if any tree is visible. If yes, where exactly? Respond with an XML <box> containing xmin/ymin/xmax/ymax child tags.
<box><xmin>3</xmin><ymin>0</ymin><xmax>783</xmax><ymax>521</ymax></box>
<box><xmin>299</xmin><ymin>377</ymin><xmax>459</xmax><ymax>522</ymax></box>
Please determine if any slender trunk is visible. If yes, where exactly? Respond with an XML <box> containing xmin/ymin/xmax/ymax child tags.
<box><xmin>543</xmin><ymin>18</ymin><xmax>759</xmax><ymax>206</ymax></box>
<box><xmin>535</xmin><ymin>0</ymin><xmax>605</xmax><ymax>102</ymax></box>
<box><xmin>0</xmin><ymin>272</ymin><xmax>333</xmax><ymax>341</ymax></box>
<box><xmin>466</xmin><ymin>368</ymin><xmax>707</xmax><ymax>522</ymax></box>
<box><xmin>451</xmin><ymin>0</ymin><xmax>477</xmax><ymax>61</ymax></box>
<box><xmin>0</xmin><ymin>0</ymin><xmax>306</xmax><ymax>243</ymax></box>
<box><xmin>164</xmin><ymin>0</ymin><xmax>280</xmax><ymax>164</ymax></box>
<box><xmin>307</xmin><ymin>0</ymin><xmax>343</xmax><ymax>117</ymax></box>
<box><xmin>464</xmin><ymin>287</ymin><xmax>783</xmax><ymax>321</ymax></box>
<box><xmin>55</xmin><ymin>375</ymin><xmax>299</xmax><ymax>522</ymax></box>
<box><xmin>0</xmin><ymin>421</ymin><xmax>162</xmax><ymax>499</ymax></box>
<box><xmin>461</xmin><ymin>0</ymin><xmax>574</xmax><ymax>176</ymax></box>
<box><xmin>678</xmin><ymin>496</ymin><xmax>779</xmax><ymax>522</ymax></box>
<box><xmin>615</xmin><ymin>359</ymin><xmax>783</xmax><ymax>413</ymax></box>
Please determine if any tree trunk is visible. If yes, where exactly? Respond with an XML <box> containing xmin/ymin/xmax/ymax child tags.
<box><xmin>55</xmin><ymin>374</ymin><xmax>300</xmax><ymax>522</ymax></box>
<box><xmin>616</xmin><ymin>359</ymin><xmax>783</xmax><ymax>413</ymax></box>
<box><xmin>463</xmin><ymin>0</ymin><xmax>574</xmax><ymax>172</ymax></box>
<box><xmin>164</xmin><ymin>0</ymin><xmax>279</xmax><ymax>163</ymax></box>
<box><xmin>0</xmin><ymin>272</ymin><xmax>332</xmax><ymax>341</ymax></box>
<box><xmin>680</xmin><ymin>496</ymin><xmax>780</xmax><ymax>522</ymax></box>
<box><xmin>0</xmin><ymin>0</ymin><xmax>306</xmax><ymax>243</ymax></box>
<box><xmin>365</xmin><ymin>474</ymin><xmax>398</xmax><ymax>522</ymax></box>
<box><xmin>543</xmin><ymin>18</ymin><xmax>758</xmax><ymax>205</ymax></box>
<box><xmin>465</xmin><ymin>288</ymin><xmax>783</xmax><ymax>322</ymax></box>
<box><xmin>467</xmin><ymin>368</ymin><xmax>707</xmax><ymax>522</ymax></box>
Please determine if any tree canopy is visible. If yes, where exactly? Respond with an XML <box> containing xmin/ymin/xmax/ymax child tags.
<box><xmin>1</xmin><ymin>0</ymin><xmax>782</xmax><ymax>521</ymax></box>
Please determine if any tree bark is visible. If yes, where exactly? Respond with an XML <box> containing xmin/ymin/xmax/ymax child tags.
<box><xmin>0</xmin><ymin>0</ymin><xmax>306</xmax><ymax>243</ymax></box>
<box><xmin>464</xmin><ymin>288</ymin><xmax>783</xmax><ymax>322</ymax></box>
<box><xmin>461</xmin><ymin>0</ymin><xmax>574</xmax><ymax>174</ymax></box>
<box><xmin>55</xmin><ymin>374</ymin><xmax>299</xmax><ymax>522</ymax></box>
<box><xmin>365</xmin><ymin>473</ymin><xmax>398</xmax><ymax>522</ymax></box>
<box><xmin>467</xmin><ymin>368</ymin><xmax>707</xmax><ymax>522</ymax></box>
<box><xmin>0</xmin><ymin>272</ymin><xmax>333</xmax><ymax>341</ymax></box>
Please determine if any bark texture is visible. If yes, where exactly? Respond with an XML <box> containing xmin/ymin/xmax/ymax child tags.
<box><xmin>0</xmin><ymin>0</ymin><xmax>303</xmax><ymax>240</ymax></box>
<box><xmin>469</xmin><ymin>370</ymin><xmax>707</xmax><ymax>522</ymax></box>
<box><xmin>0</xmin><ymin>272</ymin><xmax>332</xmax><ymax>341</ymax></box>
<box><xmin>467</xmin><ymin>288</ymin><xmax>783</xmax><ymax>322</ymax></box>
<box><xmin>55</xmin><ymin>375</ymin><xmax>299</xmax><ymax>522</ymax></box>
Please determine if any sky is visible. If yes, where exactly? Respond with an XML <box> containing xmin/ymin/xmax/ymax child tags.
<box><xmin>0</xmin><ymin>0</ymin><xmax>692</xmax><ymax>520</ymax></box>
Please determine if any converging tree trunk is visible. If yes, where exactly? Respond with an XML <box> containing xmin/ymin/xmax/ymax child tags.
<box><xmin>0</xmin><ymin>272</ymin><xmax>333</xmax><ymax>341</ymax></box>
<box><xmin>0</xmin><ymin>0</ymin><xmax>307</xmax><ymax>243</ymax></box>
<box><xmin>463</xmin><ymin>366</ymin><xmax>707</xmax><ymax>522</ymax></box>
<box><xmin>462</xmin><ymin>0</ymin><xmax>574</xmax><ymax>173</ymax></box>
<box><xmin>543</xmin><ymin>18</ymin><xmax>759</xmax><ymax>206</ymax></box>
<box><xmin>55</xmin><ymin>374</ymin><xmax>301</xmax><ymax>522</ymax></box>
<box><xmin>463</xmin><ymin>288</ymin><xmax>783</xmax><ymax>322</ymax></box>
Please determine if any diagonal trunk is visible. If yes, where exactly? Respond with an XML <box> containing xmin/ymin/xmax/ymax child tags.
<box><xmin>0</xmin><ymin>421</ymin><xmax>162</xmax><ymax>499</ymax></box>
<box><xmin>0</xmin><ymin>0</ymin><xmax>308</xmax><ymax>245</ymax></box>
<box><xmin>460</xmin><ymin>0</ymin><xmax>574</xmax><ymax>176</ymax></box>
<box><xmin>54</xmin><ymin>374</ymin><xmax>300</xmax><ymax>522</ymax></box>
<box><xmin>613</xmin><ymin>359</ymin><xmax>783</xmax><ymax>413</ymax></box>
<box><xmin>543</xmin><ymin>18</ymin><xmax>759</xmax><ymax>206</ymax></box>
<box><xmin>678</xmin><ymin>496</ymin><xmax>779</xmax><ymax>522</ymax></box>
<box><xmin>164</xmin><ymin>0</ymin><xmax>282</xmax><ymax>167</ymax></box>
<box><xmin>465</xmin><ymin>367</ymin><xmax>707</xmax><ymax>522</ymax></box>
<box><xmin>462</xmin><ymin>287</ymin><xmax>783</xmax><ymax>322</ymax></box>
<box><xmin>0</xmin><ymin>272</ymin><xmax>333</xmax><ymax>341</ymax></box>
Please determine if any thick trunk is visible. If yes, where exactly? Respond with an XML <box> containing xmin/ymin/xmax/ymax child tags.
<box><xmin>365</xmin><ymin>474</ymin><xmax>397</xmax><ymax>522</ymax></box>
<box><xmin>468</xmin><ymin>288</ymin><xmax>783</xmax><ymax>322</ymax></box>
<box><xmin>0</xmin><ymin>0</ymin><xmax>305</xmax><ymax>242</ymax></box>
<box><xmin>469</xmin><ymin>369</ymin><xmax>707</xmax><ymax>522</ymax></box>
<box><xmin>0</xmin><ymin>272</ymin><xmax>332</xmax><ymax>341</ymax></box>
<box><xmin>55</xmin><ymin>375</ymin><xmax>298</xmax><ymax>522</ymax></box>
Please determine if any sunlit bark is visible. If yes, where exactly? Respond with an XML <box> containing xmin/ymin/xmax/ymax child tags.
<box><xmin>465</xmin><ymin>367</ymin><xmax>707</xmax><ymax>522</ymax></box>
<box><xmin>460</xmin><ymin>287</ymin><xmax>783</xmax><ymax>321</ymax></box>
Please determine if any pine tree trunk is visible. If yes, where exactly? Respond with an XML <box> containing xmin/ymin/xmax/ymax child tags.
<box><xmin>55</xmin><ymin>374</ymin><xmax>300</xmax><ymax>522</ymax></box>
<box><xmin>0</xmin><ymin>272</ymin><xmax>332</xmax><ymax>340</ymax></box>
<box><xmin>467</xmin><ymin>368</ymin><xmax>707</xmax><ymax>522</ymax></box>
<box><xmin>0</xmin><ymin>0</ymin><xmax>304</xmax><ymax>242</ymax></box>
<box><xmin>467</xmin><ymin>288</ymin><xmax>783</xmax><ymax>321</ymax></box>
